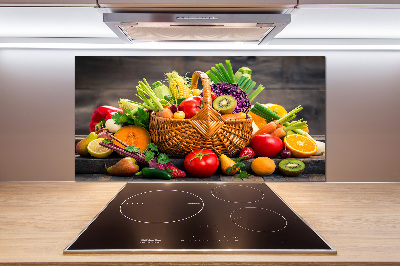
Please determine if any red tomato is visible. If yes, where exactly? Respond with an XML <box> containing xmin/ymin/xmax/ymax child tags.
<box><xmin>184</xmin><ymin>149</ymin><xmax>219</xmax><ymax>178</ymax></box>
<box><xmin>211</xmin><ymin>93</ymin><xmax>218</xmax><ymax>102</ymax></box>
<box><xmin>179</xmin><ymin>96</ymin><xmax>202</xmax><ymax>119</ymax></box>
<box><xmin>250</xmin><ymin>134</ymin><xmax>283</xmax><ymax>158</ymax></box>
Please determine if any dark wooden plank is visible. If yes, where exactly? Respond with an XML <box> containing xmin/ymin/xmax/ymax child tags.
<box><xmin>75</xmin><ymin>154</ymin><xmax>325</xmax><ymax>174</ymax></box>
<box><xmin>75</xmin><ymin>134</ymin><xmax>325</xmax><ymax>181</ymax></box>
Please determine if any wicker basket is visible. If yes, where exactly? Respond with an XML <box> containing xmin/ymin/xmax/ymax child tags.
<box><xmin>149</xmin><ymin>71</ymin><xmax>253</xmax><ymax>157</ymax></box>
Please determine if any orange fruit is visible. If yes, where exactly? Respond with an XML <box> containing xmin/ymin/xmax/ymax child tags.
<box><xmin>251</xmin><ymin>157</ymin><xmax>276</xmax><ymax>176</ymax></box>
<box><xmin>284</xmin><ymin>134</ymin><xmax>317</xmax><ymax>158</ymax></box>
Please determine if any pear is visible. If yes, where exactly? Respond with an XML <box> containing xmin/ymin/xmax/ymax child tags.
<box><xmin>75</xmin><ymin>132</ymin><xmax>97</xmax><ymax>157</ymax></box>
<box><xmin>106</xmin><ymin>157</ymin><xmax>139</xmax><ymax>176</ymax></box>
<box><xmin>220</xmin><ymin>154</ymin><xmax>238</xmax><ymax>176</ymax></box>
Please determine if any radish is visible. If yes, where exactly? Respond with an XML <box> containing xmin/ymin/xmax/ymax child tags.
<box><xmin>105</xmin><ymin>119</ymin><xmax>122</xmax><ymax>133</ymax></box>
<box><xmin>314</xmin><ymin>141</ymin><xmax>325</xmax><ymax>156</ymax></box>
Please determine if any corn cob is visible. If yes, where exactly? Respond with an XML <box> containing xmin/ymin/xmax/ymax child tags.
<box><xmin>166</xmin><ymin>71</ymin><xmax>192</xmax><ymax>99</ymax></box>
<box><xmin>119</xmin><ymin>98</ymin><xmax>139</xmax><ymax>113</ymax></box>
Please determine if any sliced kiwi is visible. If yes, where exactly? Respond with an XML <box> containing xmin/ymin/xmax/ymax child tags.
<box><xmin>213</xmin><ymin>95</ymin><xmax>237</xmax><ymax>114</ymax></box>
<box><xmin>278</xmin><ymin>159</ymin><xmax>305</xmax><ymax>177</ymax></box>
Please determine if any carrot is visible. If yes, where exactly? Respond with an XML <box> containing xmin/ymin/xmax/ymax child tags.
<box><xmin>253</xmin><ymin>121</ymin><xmax>277</xmax><ymax>136</ymax></box>
<box><xmin>271</xmin><ymin>127</ymin><xmax>286</xmax><ymax>138</ymax></box>
<box><xmin>221</xmin><ymin>112</ymin><xmax>246</xmax><ymax>121</ymax></box>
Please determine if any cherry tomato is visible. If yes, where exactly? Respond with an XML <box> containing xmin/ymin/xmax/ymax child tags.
<box><xmin>173</xmin><ymin>111</ymin><xmax>185</xmax><ymax>119</ymax></box>
<box><xmin>211</xmin><ymin>93</ymin><xmax>218</xmax><ymax>102</ymax></box>
<box><xmin>184</xmin><ymin>149</ymin><xmax>219</xmax><ymax>178</ymax></box>
<box><xmin>179</xmin><ymin>96</ymin><xmax>202</xmax><ymax>119</ymax></box>
<box><xmin>250</xmin><ymin>134</ymin><xmax>283</xmax><ymax>158</ymax></box>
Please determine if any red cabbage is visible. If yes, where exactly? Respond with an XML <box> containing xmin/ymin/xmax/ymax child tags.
<box><xmin>210</xmin><ymin>82</ymin><xmax>251</xmax><ymax>114</ymax></box>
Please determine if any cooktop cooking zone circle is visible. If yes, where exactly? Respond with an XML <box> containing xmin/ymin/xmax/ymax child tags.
<box><xmin>120</xmin><ymin>190</ymin><xmax>204</xmax><ymax>224</ymax></box>
<box><xmin>211</xmin><ymin>184</ymin><xmax>265</xmax><ymax>204</ymax></box>
<box><xmin>230</xmin><ymin>207</ymin><xmax>287</xmax><ymax>233</ymax></box>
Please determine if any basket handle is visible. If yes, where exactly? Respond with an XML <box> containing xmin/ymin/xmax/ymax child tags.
<box><xmin>191</xmin><ymin>71</ymin><xmax>212</xmax><ymax>106</ymax></box>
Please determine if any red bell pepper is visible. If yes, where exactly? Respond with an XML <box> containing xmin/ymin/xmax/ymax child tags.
<box><xmin>89</xmin><ymin>105</ymin><xmax>123</xmax><ymax>132</ymax></box>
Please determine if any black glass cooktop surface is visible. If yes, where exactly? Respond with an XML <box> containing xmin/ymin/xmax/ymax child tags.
<box><xmin>64</xmin><ymin>182</ymin><xmax>336</xmax><ymax>254</ymax></box>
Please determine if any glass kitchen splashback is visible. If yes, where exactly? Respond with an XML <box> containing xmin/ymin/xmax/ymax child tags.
<box><xmin>75</xmin><ymin>56</ymin><xmax>325</xmax><ymax>182</ymax></box>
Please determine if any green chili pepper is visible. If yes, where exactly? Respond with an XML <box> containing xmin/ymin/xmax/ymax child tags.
<box><xmin>137</xmin><ymin>167</ymin><xmax>171</xmax><ymax>180</ymax></box>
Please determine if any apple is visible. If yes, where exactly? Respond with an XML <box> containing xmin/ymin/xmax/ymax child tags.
<box><xmin>250</xmin><ymin>134</ymin><xmax>283</xmax><ymax>158</ymax></box>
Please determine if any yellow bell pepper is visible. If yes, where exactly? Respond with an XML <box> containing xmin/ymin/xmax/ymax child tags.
<box><xmin>249</xmin><ymin>103</ymin><xmax>288</xmax><ymax>128</ymax></box>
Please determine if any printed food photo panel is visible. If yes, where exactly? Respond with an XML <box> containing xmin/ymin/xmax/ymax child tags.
<box><xmin>75</xmin><ymin>56</ymin><xmax>326</xmax><ymax>182</ymax></box>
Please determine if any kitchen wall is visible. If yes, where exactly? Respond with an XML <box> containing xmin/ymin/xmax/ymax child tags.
<box><xmin>1</xmin><ymin>48</ymin><xmax>399</xmax><ymax>182</ymax></box>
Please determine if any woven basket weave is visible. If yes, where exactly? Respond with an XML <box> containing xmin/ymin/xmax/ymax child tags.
<box><xmin>149</xmin><ymin>71</ymin><xmax>253</xmax><ymax>157</ymax></box>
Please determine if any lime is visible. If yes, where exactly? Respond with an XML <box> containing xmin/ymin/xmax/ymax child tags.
<box><xmin>87</xmin><ymin>138</ymin><xmax>113</xmax><ymax>158</ymax></box>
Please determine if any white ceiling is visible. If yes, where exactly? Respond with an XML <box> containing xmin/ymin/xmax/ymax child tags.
<box><xmin>0</xmin><ymin>6</ymin><xmax>400</xmax><ymax>45</ymax></box>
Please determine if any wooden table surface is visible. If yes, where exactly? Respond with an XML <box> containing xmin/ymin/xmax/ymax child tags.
<box><xmin>0</xmin><ymin>182</ymin><xmax>399</xmax><ymax>265</ymax></box>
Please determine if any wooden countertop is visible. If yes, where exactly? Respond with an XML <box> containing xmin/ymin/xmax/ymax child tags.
<box><xmin>0</xmin><ymin>182</ymin><xmax>399</xmax><ymax>265</ymax></box>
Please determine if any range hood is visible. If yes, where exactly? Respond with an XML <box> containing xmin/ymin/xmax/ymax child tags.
<box><xmin>103</xmin><ymin>13</ymin><xmax>291</xmax><ymax>45</ymax></box>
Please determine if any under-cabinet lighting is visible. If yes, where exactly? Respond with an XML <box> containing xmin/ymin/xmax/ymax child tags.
<box><xmin>0</xmin><ymin>42</ymin><xmax>399</xmax><ymax>50</ymax></box>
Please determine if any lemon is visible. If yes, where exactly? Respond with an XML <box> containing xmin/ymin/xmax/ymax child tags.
<box><xmin>87</xmin><ymin>138</ymin><xmax>113</xmax><ymax>158</ymax></box>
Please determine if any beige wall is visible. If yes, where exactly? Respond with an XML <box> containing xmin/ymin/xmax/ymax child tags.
<box><xmin>1</xmin><ymin>48</ymin><xmax>399</xmax><ymax>182</ymax></box>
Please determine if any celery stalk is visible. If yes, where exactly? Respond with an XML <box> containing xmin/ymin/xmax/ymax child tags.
<box><xmin>293</xmin><ymin>129</ymin><xmax>313</xmax><ymax>140</ymax></box>
<box><xmin>237</xmin><ymin>75</ymin><xmax>247</xmax><ymax>87</ymax></box>
<box><xmin>216</xmin><ymin>63</ymin><xmax>230</xmax><ymax>83</ymax></box>
<box><xmin>136</xmin><ymin>90</ymin><xmax>155</xmax><ymax>110</ymax></box>
<box><xmin>242</xmin><ymin>78</ymin><xmax>253</xmax><ymax>94</ymax></box>
<box><xmin>138</xmin><ymin>79</ymin><xmax>164</xmax><ymax>112</ymax></box>
<box><xmin>129</xmin><ymin>100</ymin><xmax>152</xmax><ymax>111</ymax></box>
<box><xmin>276</xmin><ymin>105</ymin><xmax>303</xmax><ymax>125</ymax></box>
<box><xmin>211</xmin><ymin>67</ymin><xmax>225</xmax><ymax>82</ymax></box>
<box><xmin>234</xmin><ymin>71</ymin><xmax>243</xmax><ymax>83</ymax></box>
<box><xmin>247</xmin><ymin>81</ymin><xmax>256</xmax><ymax>93</ymax></box>
<box><xmin>249</xmin><ymin>85</ymin><xmax>265</xmax><ymax>102</ymax></box>
<box><xmin>225</xmin><ymin>60</ymin><xmax>236</xmax><ymax>83</ymax></box>
<box><xmin>206</xmin><ymin>70</ymin><xmax>221</xmax><ymax>83</ymax></box>
<box><xmin>284</xmin><ymin>119</ymin><xmax>308</xmax><ymax>132</ymax></box>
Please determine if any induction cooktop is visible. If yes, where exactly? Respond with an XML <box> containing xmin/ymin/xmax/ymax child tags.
<box><xmin>64</xmin><ymin>182</ymin><xmax>336</xmax><ymax>254</ymax></box>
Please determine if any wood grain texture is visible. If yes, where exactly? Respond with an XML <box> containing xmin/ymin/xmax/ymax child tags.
<box><xmin>0</xmin><ymin>182</ymin><xmax>399</xmax><ymax>265</ymax></box>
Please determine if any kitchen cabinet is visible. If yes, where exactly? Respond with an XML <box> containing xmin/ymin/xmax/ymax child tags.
<box><xmin>1</xmin><ymin>182</ymin><xmax>399</xmax><ymax>265</ymax></box>
<box><xmin>298</xmin><ymin>0</ymin><xmax>400</xmax><ymax>6</ymax></box>
<box><xmin>0</xmin><ymin>0</ymin><xmax>97</xmax><ymax>6</ymax></box>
